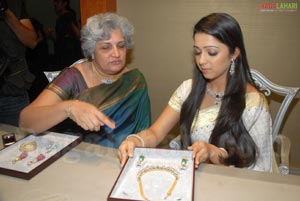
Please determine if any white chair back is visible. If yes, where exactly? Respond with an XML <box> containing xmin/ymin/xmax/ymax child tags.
<box><xmin>250</xmin><ymin>69</ymin><xmax>299</xmax><ymax>142</ymax></box>
<box><xmin>44</xmin><ymin>58</ymin><xmax>87</xmax><ymax>82</ymax></box>
<box><xmin>250</xmin><ymin>69</ymin><xmax>300</xmax><ymax>174</ymax></box>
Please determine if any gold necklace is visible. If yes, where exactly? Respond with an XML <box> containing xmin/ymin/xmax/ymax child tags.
<box><xmin>137</xmin><ymin>165</ymin><xmax>179</xmax><ymax>201</ymax></box>
<box><xmin>91</xmin><ymin>61</ymin><xmax>121</xmax><ymax>84</ymax></box>
<box><xmin>206</xmin><ymin>85</ymin><xmax>224</xmax><ymax>105</ymax></box>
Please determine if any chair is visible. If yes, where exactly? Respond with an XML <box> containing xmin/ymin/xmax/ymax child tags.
<box><xmin>44</xmin><ymin>58</ymin><xmax>87</xmax><ymax>82</ymax></box>
<box><xmin>250</xmin><ymin>68</ymin><xmax>299</xmax><ymax>174</ymax></box>
<box><xmin>169</xmin><ymin>69</ymin><xmax>299</xmax><ymax>174</ymax></box>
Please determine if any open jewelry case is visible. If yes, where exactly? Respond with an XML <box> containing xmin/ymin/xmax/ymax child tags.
<box><xmin>108</xmin><ymin>147</ymin><xmax>195</xmax><ymax>201</ymax></box>
<box><xmin>0</xmin><ymin>131</ymin><xmax>81</xmax><ymax>180</ymax></box>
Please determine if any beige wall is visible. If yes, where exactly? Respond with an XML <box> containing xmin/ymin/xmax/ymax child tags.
<box><xmin>117</xmin><ymin>0</ymin><xmax>300</xmax><ymax>169</ymax></box>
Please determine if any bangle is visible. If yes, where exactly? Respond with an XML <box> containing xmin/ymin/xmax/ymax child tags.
<box><xmin>219</xmin><ymin>147</ymin><xmax>228</xmax><ymax>156</ymax></box>
<box><xmin>126</xmin><ymin>134</ymin><xmax>145</xmax><ymax>147</ymax></box>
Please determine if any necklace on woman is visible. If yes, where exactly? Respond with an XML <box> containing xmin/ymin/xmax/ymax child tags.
<box><xmin>91</xmin><ymin>61</ymin><xmax>121</xmax><ymax>84</ymax></box>
<box><xmin>206</xmin><ymin>85</ymin><xmax>224</xmax><ymax>105</ymax></box>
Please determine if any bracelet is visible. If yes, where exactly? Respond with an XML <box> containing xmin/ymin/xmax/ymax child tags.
<box><xmin>126</xmin><ymin>134</ymin><xmax>145</xmax><ymax>147</ymax></box>
<box><xmin>66</xmin><ymin>100</ymin><xmax>78</xmax><ymax>118</ymax></box>
<box><xmin>219</xmin><ymin>147</ymin><xmax>228</xmax><ymax>156</ymax></box>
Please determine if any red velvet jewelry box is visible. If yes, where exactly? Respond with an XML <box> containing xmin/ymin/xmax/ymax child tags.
<box><xmin>107</xmin><ymin>147</ymin><xmax>195</xmax><ymax>201</ymax></box>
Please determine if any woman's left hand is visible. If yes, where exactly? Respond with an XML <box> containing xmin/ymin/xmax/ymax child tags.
<box><xmin>188</xmin><ymin>141</ymin><xmax>212</xmax><ymax>168</ymax></box>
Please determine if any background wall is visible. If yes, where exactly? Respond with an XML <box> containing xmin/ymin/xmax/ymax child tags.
<box><xmin>116</xmin><ymin>0</ymin><xmax>300</xmax><ymax>170</ymax></box>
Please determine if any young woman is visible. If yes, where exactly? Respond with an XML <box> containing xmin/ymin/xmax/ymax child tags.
<box><xmin>118</xmin><ymin>13</ymin><xmax>272</xmax><ymax>172</ymax></box>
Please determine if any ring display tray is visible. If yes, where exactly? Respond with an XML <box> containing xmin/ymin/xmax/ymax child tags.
<box><xmin>0</xmin><ymin>131</ymin><xmax>81</xmax><ymax>180</ymax></box>
<box><xmin>108</xmin><ymin>147</ymin><xmax>195</xmax><ymax>201</ymax></box>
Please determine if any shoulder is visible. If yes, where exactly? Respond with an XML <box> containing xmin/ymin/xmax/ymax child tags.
<box><xmin>245</xmin><ymin>92</ymin><xmax>268</xmax><ymax>109</ymax></box>
<box><xmin>47</xmin><ymin>66</ymin><xmax>86</xmax><ymax>100</ymax></box>
<box><xmin>176</xmin><ymin>79</ymin><xmax>193</xmax><ymax>95</ymax></box>
<box><xmin>175</xmin><ymin>79</ymin><xmax>192</xmax><ymax>91</ymax></box>
<box><xmin>245</xmin><ymin>83</ymin><xmax>268</xmax><ymax>108</ymax></box>
<box><xmin>51</xmin><ymin>66</ymin><xmax>84</xmax><ymax>87</ymax></box>
<box><xmin>246</xmin><ymin>83</ymin><xmax>259</xmax><ymax>93</ymax></box>
<box><xmin>60</xmin><ymin>66</ymin><xmax>82</xmax><ymax>76</ymax></box>
<box><xmin>168</xmin><ymin>79</ymin><xmax>192</xmax><ymax>112</ymax></box>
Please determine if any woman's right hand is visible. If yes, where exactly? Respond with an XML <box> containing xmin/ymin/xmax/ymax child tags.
<box><xmin>67</xmin><ymin>100</ymin><xmax>115</xmax><ymax>131</ymax></box>
<box><xmin>118</xmin><ymin>138</ymin><xmax>137</xmax><ymax>167</ymax></box>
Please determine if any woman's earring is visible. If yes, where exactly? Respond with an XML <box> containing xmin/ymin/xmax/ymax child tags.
<box><xmin>229</xmin><ymin>59</ymin><xmax>235</xmax><ymax>76</ymax></box>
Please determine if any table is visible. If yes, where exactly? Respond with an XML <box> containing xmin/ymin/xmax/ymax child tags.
<box><xmin>0</xmin><ymin>124</ymin><xmax>300</xmax><ymax>201</ymax></box>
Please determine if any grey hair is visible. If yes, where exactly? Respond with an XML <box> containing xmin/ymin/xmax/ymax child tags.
<box><xmin>80</xmin><ymin>13</ymin><xmax>134</xmax><ymax>61</ymax></box>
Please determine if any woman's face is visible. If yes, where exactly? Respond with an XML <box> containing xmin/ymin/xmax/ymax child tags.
<box><xmin>193</xmin><ymin>33</ymin><xmax>236</xmax><ymax>82</ymax></box>
<box><xmin>93</xmin><ymin>29</ymin><xmax>127</xmax><ymax>75</ymax></box>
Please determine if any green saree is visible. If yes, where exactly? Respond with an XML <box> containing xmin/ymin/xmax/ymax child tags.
<box><xmin>47</xmin><ymin>67</ymin><xmax>151</xmax><ymax>148</ymax></box>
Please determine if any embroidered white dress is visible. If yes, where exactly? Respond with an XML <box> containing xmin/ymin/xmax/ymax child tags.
<box><xmin>168</xmin><ymin>79</ymin><xmax>273</xmax><ymax>172</ymax></box>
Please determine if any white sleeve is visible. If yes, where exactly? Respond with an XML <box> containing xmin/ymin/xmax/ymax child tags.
<box><xmin>168</xmin><ymin>79</ymin><xmax>192</xmax><ymax>112</ymax></box>
<box><xmin>243</xmin><ymin>93</ymin><xmax>273</xmax><ymax>172</ymax></box>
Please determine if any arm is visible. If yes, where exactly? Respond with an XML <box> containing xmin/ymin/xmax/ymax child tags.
<box><xmin>118</xmin><ymin>105</ymin><xmax>180</xmax><ymax>167</ymax></box>
<box><xmin>243</xmin><ymin>93</ymin><xmax>273</xmax><ymax>171</ymax></box>
<box><xmin>19</xmin><ymin>89</ymin><xmax>115</xmax><ymax>134</ymax></box>
<box><xmin>3</xmin><ymin>9</ymin><xmax>37</xmax><ymax>49</ymax></box>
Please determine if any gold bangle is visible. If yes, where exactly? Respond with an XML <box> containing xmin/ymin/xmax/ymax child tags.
<box><xmin>19</xmin><ymin>141</ymin><xmax>37</xmax><ymax>152</ymax></box>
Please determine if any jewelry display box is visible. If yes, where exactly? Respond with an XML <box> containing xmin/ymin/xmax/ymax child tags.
<box><xmin>108</xmin><ymin>147</ymin><xmax>195</xmax><ymax>201</ymax></box>
<box><xmin>0</xmin><ymin>131</ymin><xmax>81</xmax><ymax>180</ymax></box>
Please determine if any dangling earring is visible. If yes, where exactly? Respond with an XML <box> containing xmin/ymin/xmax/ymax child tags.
<box><xmin>229</xmin><ymin>59</ymin><xmax>235</xmax><ymax>76</ymax></box>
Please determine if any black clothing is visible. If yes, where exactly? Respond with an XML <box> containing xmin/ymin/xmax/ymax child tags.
<box><xmin>26</xmin><ymin>17</ymin><xmax>50</xmax><ymax>101</ymax></box>
<box><xmin>0</xmin><ymin>0</ymin><xmax>34</xmax><ymax>126</ymax></box>
<box><xmin>53</xmin><ymin>10</ymin><xmax>82</xmax><ymax>70</ymax></box>
<box><xmin>0</xmin><ymin>0</ymin><xmax>34</xmax><ymax>96</ymax></box>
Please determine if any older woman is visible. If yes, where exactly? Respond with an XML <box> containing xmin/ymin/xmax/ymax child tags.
<box><xmin>19</xmin><ymin>13</ymin><xmax>151</xmax><ymax>148</ymax></box>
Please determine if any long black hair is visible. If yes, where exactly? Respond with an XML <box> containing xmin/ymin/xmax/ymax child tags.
<box><xmin>179</xmin><ymin>13</ymin><xmax>257</xmax><ymax>168</ymax></box>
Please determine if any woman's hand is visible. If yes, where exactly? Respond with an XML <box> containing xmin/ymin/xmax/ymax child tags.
<box><xmin>188</xmin><ymin>141</ymin><xmax>228</xmax><ymax>168</ymax></box>
<box><xmin>118</xmin><ymin>138</ymin><xmax>137</xmax><ymax>167</ymax></box>
<box><xmin>188</xmin><ymin>141</ymin><xmax>212</xmax><ymax>168</ymax></box>
<box><xmin>67</xmin><ymin>100</ymin><xmax>115</xmax><ymax>131</ymax></box>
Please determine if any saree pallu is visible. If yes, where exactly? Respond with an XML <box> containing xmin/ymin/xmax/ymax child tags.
<box><xmin>47</xmin><ymin>67</ymin><xmax>151</xmax><ymax>148</ymax></box>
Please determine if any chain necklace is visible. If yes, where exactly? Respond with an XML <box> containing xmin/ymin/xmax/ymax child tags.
<box><xmin>137</xmin><ymin>165</ymin><xmax>179</xmax><ymax>201</ymax></box>
<box><xmin>91</xmin><ymin>61</ymin><xmax>121</xmax><ymax>84</ymax></box>
<box><xmin>135</xmin><ymin>155</ymin><xmax>188</xmax><ymax>201</ymax></box>
<box><xmin>206</xmin><ymin>85</ymin><xmax>224</xmax><ymax>105</ymax></box>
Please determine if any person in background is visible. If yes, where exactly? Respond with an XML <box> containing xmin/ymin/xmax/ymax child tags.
<box><xmin>19</xmin><ymin>13</ymin><xmax>151</xmax><ymax>148</ymax></box>
<box><xmin>0</xmin><ymin>0</ymin><xmax>38</xmax><ymax>126</ymax></box>
<box><xmin>118</xmin><ymin>13</ymin><xmax>272</xmax><ymax>172</ymax></box>
<box><xmin>26</xmin><ymin>17</ymin><xmax>50</xmax><ymax>102</ymax></box>
<box><xmin>46</xmin><ymin>0</ymin><xmax>82</xmax><ymax>70</ymax></box>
